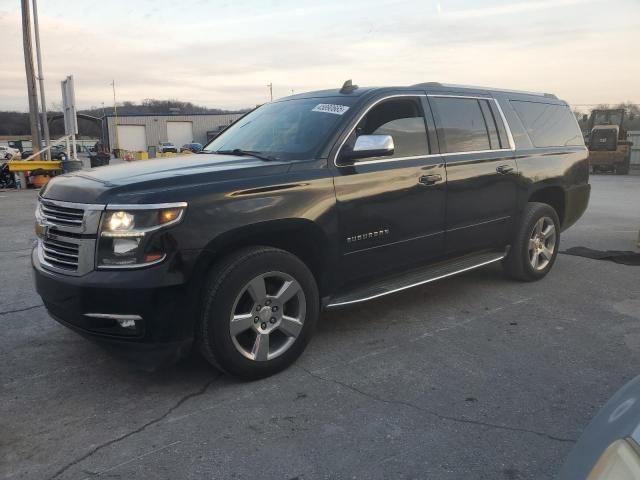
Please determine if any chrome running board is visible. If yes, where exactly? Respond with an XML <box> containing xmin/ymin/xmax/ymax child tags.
<box><xmin>323</xmin><ymin>250</ymin><xmax>506</xmax><ymax>309</ymax></box>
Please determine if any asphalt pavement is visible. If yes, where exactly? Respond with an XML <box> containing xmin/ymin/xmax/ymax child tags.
<box><xmin>1</xmin><ymin>174</ymin><xmax>639</xmax><ymax>479</ymax></box>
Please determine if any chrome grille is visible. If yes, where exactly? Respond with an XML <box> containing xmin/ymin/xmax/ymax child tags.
<box><xmin>36</xmin><ymin>198</ymin><xmax>105</xmax><ymax>276</ymax></box>
<box><xmin>40</xmin><ymin>200</ymin><xmax>84</xmax><ymax>227</ymax></box>
<box><xmin>42</xmin><ymin>238</ymin><xmax>80</xmax><ymax>271</ymax></box>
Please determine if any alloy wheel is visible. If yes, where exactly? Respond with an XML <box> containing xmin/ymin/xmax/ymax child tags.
<box><xmin>229</xmin><ymin>271</ymin><xmax>306</xmax><ymax>361</ymax></box>
<box><xmin>528</xmin><ymin>216</ymin><xmax>556</xmax><ymax>271</ymax></box>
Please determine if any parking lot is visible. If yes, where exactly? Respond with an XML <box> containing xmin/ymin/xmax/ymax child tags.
<box><xmin>1</xmin><ymin>174</ymin><xmax>639</xmax><ymax>480</ymax></box>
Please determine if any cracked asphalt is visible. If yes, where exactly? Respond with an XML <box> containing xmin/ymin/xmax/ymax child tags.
<box><xmin>1</xmin><ymin>174</ymin><xmax>639</xmax><ymax>479</ymax></box>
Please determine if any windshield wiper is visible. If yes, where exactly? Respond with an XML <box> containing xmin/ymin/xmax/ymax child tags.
<box><xmin>214</xmin><ymin>149</ymin><xmax>278</xmax><ymax>162</ymax></box>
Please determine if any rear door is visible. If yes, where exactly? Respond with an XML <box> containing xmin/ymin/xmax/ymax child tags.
<box><xmin>428</xmin><ymin>94</ymin><xmax>518</xmax><ymax>254</ymax></box>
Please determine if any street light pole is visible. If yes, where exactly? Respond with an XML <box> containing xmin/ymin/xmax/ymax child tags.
<box><xmin>32</xmin><ymin>0</ymin><xmax>50</xmax><ymax>160</ymax></box>
<box><xmin>20</xmin><ymin>0</ymin><xmax>42</xmax><ymax>160</ymax></box>
<box><xmin>111</xmin><ymin>80</ymin><xmax>119</xmax><ymax>153</ymax></box>
<box><xmin>267</xmin><ymin>83</ymin><xmax>273</xmax><ymax>102</ymax></box>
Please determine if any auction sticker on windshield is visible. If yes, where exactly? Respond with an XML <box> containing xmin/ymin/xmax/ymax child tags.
<box><xmin>312</xmin><ymin>104</ymin><xmax>350</xmax><ymax>115</ymax></box>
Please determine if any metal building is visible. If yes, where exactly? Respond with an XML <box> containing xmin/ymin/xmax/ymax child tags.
<box><xmin>628</xmin><ymin>131</ymin><xmax>640</xmax><ymax>170</ymax></box>
<box><xmin>103</xmin><ymin>113</ymin><xmax>244</xmax><ymax>153</ymax></box>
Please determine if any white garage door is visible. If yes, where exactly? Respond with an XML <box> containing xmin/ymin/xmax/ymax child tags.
<box><xmin>629</xmin><ymin>131</ymin><xmax>640</xmax><ymax>167</ymax></box>
<box><xmin>116</xmin><ymin>125</ymin><xmax>147</xmax><ymax>152</ymax></box>
<box><xmin>167</xmin><ymin>121</ymin><xmax>193</xmax><ymax>147</ymax></box>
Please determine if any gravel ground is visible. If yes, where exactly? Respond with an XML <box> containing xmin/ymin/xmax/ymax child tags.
<box><xmin>1</xmin><ymin>174</ymin><xmax>639</xmax><ymax>480</ymax></box>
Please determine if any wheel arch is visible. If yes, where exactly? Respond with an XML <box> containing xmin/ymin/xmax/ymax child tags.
<box><xmin>527</xmin><ymin>185</ymin><xmax>566</xmax><ymax>228</ymax></box>
<box><xmin>189</xmin><ymin>218</ymin><xmax>334</xmax><ymax>300</ymax></box>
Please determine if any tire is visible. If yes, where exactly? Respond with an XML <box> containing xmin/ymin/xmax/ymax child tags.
<box><xmin>502</xmin><ymin>202</ymin><xmax>561</xmax><ymax>281</ymax></box>
<box><xmin>198</xmin><ymin>246</ymin><xmax>319</xmax><ymax>380</ymax></box>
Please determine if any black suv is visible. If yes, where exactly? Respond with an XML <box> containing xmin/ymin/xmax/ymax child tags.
<box><xmin>33</xmin><ymin>82</ymin><xmax>590</xmax><ymax>379</ymax></box>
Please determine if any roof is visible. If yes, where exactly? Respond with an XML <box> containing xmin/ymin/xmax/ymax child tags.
<box><xmin>281</xmin><ymin>82</ymin><xmax>562</xmax><ymax>103</ymax></box>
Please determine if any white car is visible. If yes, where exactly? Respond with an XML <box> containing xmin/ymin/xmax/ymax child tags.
<box><xmin>158</xmin><ymin>142</ymin><xmax>178</xmax><ymax>153</ymax></box>
<box><xmin>0</xmin><ymin>146</ymin><xmax>20</xmax><ymax>160</ymax></box>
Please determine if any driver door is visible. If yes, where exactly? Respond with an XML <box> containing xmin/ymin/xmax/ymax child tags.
<box><xmin>332</xmin><ymin>94</ymin><xmax>447</xmax><ymax>285</ymax></box>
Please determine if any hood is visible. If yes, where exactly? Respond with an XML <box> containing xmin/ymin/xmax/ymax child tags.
<box><xmin>41</xmin><ymin>153</ymin><xmax>291</xmax><ymax>204</ymax></box>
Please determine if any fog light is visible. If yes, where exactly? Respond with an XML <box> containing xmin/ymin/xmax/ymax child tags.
<box><xmin>83</xmin><ymin>313</ymin><xmax>143</xmax><ymax>336</ymax></box>
<box><xmin>117</xmin><ymin>318</ymin><xmax>136</xmax><ymax>329</ymax></box>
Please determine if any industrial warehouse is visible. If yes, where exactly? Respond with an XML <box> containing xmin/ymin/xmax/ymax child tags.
<box><xmin>103</xmin><ymin>112</ymin><xmax>244</xmax><ymax>154</ymax></box>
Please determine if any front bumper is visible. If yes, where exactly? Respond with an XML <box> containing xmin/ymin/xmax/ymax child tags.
<box><xmin>33</xmin><ymin>248</ymin><xmax>196</xmax><ymax>364</ymax></box>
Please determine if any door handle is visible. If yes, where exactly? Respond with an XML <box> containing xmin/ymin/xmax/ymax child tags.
<box><xmin>496</xmin><ymin>164</ymin><xmax>514</xmax><ymax>174</ymax></box>
<box><xmin>418</xmin><ymin>174</ymin><xmax>442</xmax><ymax>186</ymax></box>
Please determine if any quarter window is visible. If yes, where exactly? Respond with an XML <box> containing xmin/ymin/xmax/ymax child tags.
<box><xmin>479</xmin><ymin>101</ymin><xmax>502</xmax><ymax>149</ymax></box>
<box><xmin>511</xmin><ymin>100</ymin><xmax>584</xmax><ymax>148</ymax></box>
<box><xmin>343</xmin><ymin>97</ymin><xmax>430</xmax><ymax>161</ymax></box>
<box><xmin>432</xmin><ymin>97</ymin><xmax>505</xmax><ymax>153</ymax></box>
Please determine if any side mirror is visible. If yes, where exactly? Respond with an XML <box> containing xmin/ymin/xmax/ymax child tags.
<box><xmin>343</xmin><ymin>134</ymin><xmax>394</xmax><ymax>161</ymax></box>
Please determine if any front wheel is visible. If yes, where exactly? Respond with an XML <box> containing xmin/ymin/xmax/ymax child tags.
<box><xmin>198</xmin><ymin>247</ymin><xmax>319</xmax><ymax>380</ymax></box>
<box><xmin>503</xmin><ymin>202</ymin><xmax>560</xmax><ymax>281</ymax></box>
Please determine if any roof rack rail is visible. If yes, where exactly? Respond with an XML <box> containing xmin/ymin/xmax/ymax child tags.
<box><xmin>411</xmin><ymin>82</ymin><xmax>442</xmax><ymax>87</ymax></box>
<box><xmin>411</xmin><ymin>82</ymin><xmax>557</xmax><ymax>99</ymax></box>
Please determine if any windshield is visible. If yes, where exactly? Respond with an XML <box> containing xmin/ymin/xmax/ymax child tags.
<box><xmin>202</xmin><ymin>97</ymin><xmax>355</xmax><ymax>161</ymax></box>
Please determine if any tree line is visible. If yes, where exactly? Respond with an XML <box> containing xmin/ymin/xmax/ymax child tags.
<box><xmin>2</xmin><ymin>99</ymin><xmax>638</xmax><ymax>138</ymax></box>
<box><xmin>0</xmin><ymin>98</ymin><xmax>248</xmax><ymax>137</ymax></box>
<box><xmin>575</xmin><ymin>102</ymin><xmax>640</xmax><ymax>131</ymax></box>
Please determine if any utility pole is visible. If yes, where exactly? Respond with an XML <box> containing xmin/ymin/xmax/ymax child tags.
<box><xmin>32</xmin><ymin>0</ymin><xmax>50</xmax><ymax>160</ymax></box>
<box><xmin>111</xmin><ymin>80</ymin><xmax>119</xmax><ymax>153</ymax></box>
<box><xmin>20</xmin><ymin>0</ymin><xmax>42</xmax><ymax>160</ymax></box>
<box><xmin>267</xmin><ymin>83</ymin><xmax>273</xmax><ymax>102</ymax></box>
<box><xmin>101</xmin><ymin>102</ymin><xmax>106</xmax><ymax>144</ymax></box>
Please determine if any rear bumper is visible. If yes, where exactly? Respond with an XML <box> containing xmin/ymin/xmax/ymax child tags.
<box><xmin>562</xmin><ymin>183</ymin><xmax>591</xmax><ymax>231</ymax></box>
<box><xmin>33</xmin><ymin>248</ymin><xmax>196</xmax><ymax>364</ymax></box>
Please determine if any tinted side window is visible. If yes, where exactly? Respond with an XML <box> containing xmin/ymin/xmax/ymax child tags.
<box><xmin>346</xmin><ymin>97</ymin><xmax>429</xmax><ymax>161</ymax></box>
<box><xmin>511</xmin><ymin>101</ymin><xmax>584</xmax><ymax>147</ymax></box>
<box><xmin>479</xmin><ymin>101</ymin><xmax>501</xmax><ymax>149</ymax></box>
<box><xmin>432</xmin><ymin>98</ymin><xmax>491</xmax><ymax>153</ymax></box>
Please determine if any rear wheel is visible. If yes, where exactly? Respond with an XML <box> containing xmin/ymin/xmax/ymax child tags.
<box><xmin>503</xmin><ymin>202</ymin><xmax>560</xmax><ymax>281</ymax></box>
<box><xmin>198</xmin><ymin>247</ymin><xmax>319</xmax><ymax>380</ymax></box>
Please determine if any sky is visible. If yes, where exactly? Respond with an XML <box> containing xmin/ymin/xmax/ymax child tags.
<box><xmin>0</xmin><ymin>0</ymin><xmax>638</xmax><ymax>112</ymax></box>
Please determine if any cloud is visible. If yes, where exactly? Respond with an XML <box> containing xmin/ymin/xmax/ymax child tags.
<box><xmin>436</xmin><ymin>0</ymin><xmax>594</xmax><ymax>19</ymax></box>
<box><xmin>0</xmin><ymin>0</ymin><xmax>639</xmax><ymax>111</ymax></box>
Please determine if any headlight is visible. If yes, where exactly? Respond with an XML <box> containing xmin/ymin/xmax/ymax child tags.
<box><xmin>97</xmin><ymin>203</ymin><xmax>186</xmax><ymax>268</ymax></box>
<box><xmin>587</xmin><ymin>439</ymin><xmax>640</xmax><ymax>480</ymax></box>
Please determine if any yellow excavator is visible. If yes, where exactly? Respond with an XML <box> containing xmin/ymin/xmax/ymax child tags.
<box><xmin>586</xmin><ymin>109</ymin><xmax>632</xmax><ymax>174</ymax></box>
